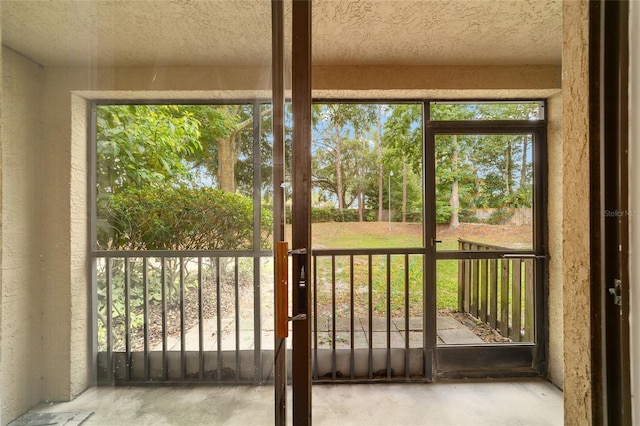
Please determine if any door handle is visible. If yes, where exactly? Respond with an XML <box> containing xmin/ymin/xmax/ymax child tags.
<box><xmin>289</xmin><ymin>248</ymin><xmax>308</xmax><ymax>316</ymax></box>
<box><xmin>276</xmin><ymin>244</ymin><xmax>309</xmax><ymax>338</ymax></box>
<box><xmin>275</xmin><ymin>241</ymin><xmax>289</xmax><ymax>338</ymax></box>
<box><xmin>297</xmin><ymin>265</ymin><xmax>308</xmax><ymax>315</ymax></box>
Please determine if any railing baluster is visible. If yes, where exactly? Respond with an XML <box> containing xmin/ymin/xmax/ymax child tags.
<box><xmin>463</xmin><ymin>250</ymin><xmax>471</xmax><ymax>312</ymax></box>
<box><xmin>106</xmin><ymin>256</ymin><xmax>113</xmax><ymax>385</ymax></box>
<box><xmin>143</xmin><ymin>257</ymin><xmax>149</xmax><ymax>382</ymax></box>
<box><xmin>331</xmin><ymin>255</ymin><xmax>336</xmax><ymax>379</ymax></box>
<box><xmin>235</xmin><ymin>257</ymin><xmax>240</xmax><ymax>382</ymax></box>
<box><xmin>458</xmin><ymin>241</ymin><xmax>465</xmax><ymax>312</ymax></box>
<box><xmin>368</xmin><ymin>254</ymin><xmax>373</xmax><ymax>380</ymax></box>
<box><xmin>404</xmin><ymin>254</ymin><xmax>410</xmax><ymax>379</ymax></box>
<box><xmin>464</xmin><ymin>243</ymin><xmax>471</xmax><ymax>312</ymax></box>
<box><xmin>489</xmin><ymin>259</ymin><xmax>498</xmax><ymax>329</ymax></box>
<box><xmin>253</xmin><ymin>256</ymin><xmax>262</xmax><ymax>384</ymax></box>
<box><xmin>215</xmin><ymin>256</ymin><xmax>222</xmax><ymax>381</ymax></box>
<box><xmin>500</xmin><ymin>259</ymin><xmax>510</xmax><ymax>337</ymax></box>
<box><xmin>161</xmin><ymin>257</ymin><xmax>167</xmax><ymax>381</ymax></box>
<box><xmin>386</xmin><ymin>254</ymin><xmax>391</xmax><ymax>379</ymax></box>
<box><xmin>349</xmin><ymin>255</ymin><xmax>355</xmax><ymax>380</ymax></box>
<box><xmin>180</xmin><ymin>257</ymin><xmax>186</xmax><ymax>381</ymax></box>
<box><xmin>313</xmin><ymin>255</ymin><xmax>318</xmax><ymax>380</ymax></box>
<box><xmin>470</xmin><ymin>246</ymin><xmax>479</xmax><ymax>317</ymax></box>
<box><xmin>480</xmin><ymin>257</ymin><xmax>488</xmax><ymax>323</ymax></box>
<box><xmin>524</xmin><ymin>259</ymin><xmax>535</xmax><ymax>341</ymax></box>
<box><xmin>512</xmin><ymin>259</ymin><xmax>522</xmax><ymax>341</ymax></box>
<box><xmin>125</xmin><ymin>258</ymin><xmax>131</xmax><ymax>381</ymax></box>
<box><xmin>216</xmin><ymin>257</ymin><xmax>222</xmax><ymax>381</ymax></box>
<box><xmin>198</xmin><ymin>257</ymin><xmax>204</xmax><ymax>380</ymax></box>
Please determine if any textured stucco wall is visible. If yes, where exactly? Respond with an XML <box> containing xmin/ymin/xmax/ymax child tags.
<box><xmin>69</xmin><ymin>94</ymin><xmax>90</xmax><ymax>397</ymax></box>
<box><xmin>39</xmin><ymin>69</ymin><xmax>72</xmax><ymax>401</ymax></box>
<box><xmin>69</xmin><ymin>64</ymin><xmax>560</xmax><ymax>96</ymax></box>
<box><xmin>562</xmin><ymin>1</ymin><xmax>592</xmax><ymax>424</ymax></box>
<box><xmin>1</xmin><ymin>1</ymin><xmax>561</xmax><ymax>69</ymax></box>
<box><xmin>313</xmin><ymin>65</ymin><xmax>561</xmax><ymax>92</ymax></box>
<box><xmin>39</xmin><ymin>67</ymin><xmax>98</xmax><ymax>402</ymax></box>
<box><xmin>1</xmin><ymin>48</ymin><xmax>44</xmax><ymax>423</ymax></box>
<box><xmin>93</xmin><ymin>66</ymin><xmax>273</xmax><ymax>93</ymax></box>
<box><xmin>547</xmin><ymin>92</ymin><xmax>564</xmax><ymax>389</ymax></box>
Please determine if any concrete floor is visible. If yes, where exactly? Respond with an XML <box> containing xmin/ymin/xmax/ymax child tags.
<box><xmin>28</xmin><ymin>378</ymin><xmax>563</xmax><ymax>425</ymax></box>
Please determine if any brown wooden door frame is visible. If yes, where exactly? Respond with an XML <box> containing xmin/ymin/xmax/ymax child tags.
<box><xmin>590</xmin><ymin>1</ymin><xmax>632</xmax><ymax>424</ymax></box>
<box><xmin>291</xmin><ymin>0</ymin><xmax>313</xmax><ymax>424</ymax></box>
<box><xmin>272</xmin><ymin>1</ymin><xmax>313</xmax><ymax>424</ymax></box>
<box><xmin>427</xmin><ymin>119</ymin><xmax>548</xmax><ymax>378</ymax></box>
<box><xmin>272</xmin><ymin>1</ymin><xmax>287</xmax><ymax>424</ymax></box>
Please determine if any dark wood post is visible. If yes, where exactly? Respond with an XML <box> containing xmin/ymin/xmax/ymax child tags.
<box><xmin>272</xmin><ymin>1</ymin><xmax>287</xmax><ymax>424</ymax></box>
<box><xmin>291</xmin><ymin>0</ymin><xmax>313</xmax><ymax>424</ymax></box>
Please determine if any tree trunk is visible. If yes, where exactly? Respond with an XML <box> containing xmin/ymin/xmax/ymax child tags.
<box><xmin>520</xmin><ymin>134</ymin><xmax>528</xmax><ymax>188</ymax></box>
<box><xmin>449</xmin><ymin>135</ymin><xmax>460</xmax><ymax>228</ymax></box>
<box><xmin>217</xmin><ymin>136</ymin><xmax>236</xmax><ymax>192</ymax></box>
<box><xmin>358</xmin><ymin>191</ymin><xmax>364</xmax><ymax>222</ymax></box>
<box><xmin>450</xmin><ymin>180</ymin><xmax>460</xmax><ymax>229</ymax></box>
<box><xmin>214</xmin><ymin>105</ymin><xmax>271</xmax><ymax>194</ymax></box>
<box><xmin>402</xmin><ymin>157</ymin><xmax>407</xmax><ymax>223</ymax></box>
<box><xmin>473</xmin><ymin>165</ymin><xmax>481</xmax><ymax>206</ymax></box>
<box><xmin>335</xmin><ymin>128</ymin><xmax>344</xmax><ymax>212</ymax></box>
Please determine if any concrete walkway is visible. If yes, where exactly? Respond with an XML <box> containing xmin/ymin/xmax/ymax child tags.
<box><xmin>24</xmin><ymin>378</ymin><xmax>563</xmax><ymax>425</ymax></box>
<box><xmin>158</xmin><ymin>315</ymin><xmax>482</xmax><ymax>351</ymax></box>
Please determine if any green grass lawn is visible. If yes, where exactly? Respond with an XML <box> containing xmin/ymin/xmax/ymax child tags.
<box><xmin>309</xmin><ymin>222</ymin><xmax>460</xmax><ymax>315</ymax></box>
<box><xmin>293</xmin><ymin>221</ymin><xmax>531</xmax><ymax>323</ymax></box>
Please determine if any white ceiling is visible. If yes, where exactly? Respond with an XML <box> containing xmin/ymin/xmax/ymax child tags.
<box><xmin>1</xmin><ymin>0</ymin><xmax>562</xmax><ymax>68</ymax></box>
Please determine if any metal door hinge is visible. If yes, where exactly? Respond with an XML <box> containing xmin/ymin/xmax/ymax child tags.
<box><xmin>608</xmin><ymin>279</ymin><xmax>622</xmax><ymax>306</ymax></box>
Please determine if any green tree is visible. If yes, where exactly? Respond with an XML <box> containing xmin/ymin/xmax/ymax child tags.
<box><xmin>96</xmin><ymin>104</ymin><xmax>275</xmax><ymax>249</ymax></box>
<box><xmin>382</xmin><ymin>104</ymin><xmax>423</xmax><ymax>222</ymax></box>
<box><xmin>185</xmin><ymin>104</ymin><xmax>255</xmax><ymax>194</ymax></box>
<box><xmin>342</xmin><ymin>138</ymin><xmax>378</xmax><ymax>221</ymax></box>
<box><xmin>96</xmin><ymin>104</ymin><xmax>202</xmax><ymax>194</ymax></box>
<box><xmin>430</xmin><ymin>103</ymin><xmax>536</xmax><ymax>225</ymax></box>
<box><xmin>312</xmin><ymin>104</ymin><xmax>376</xmax><ymax>214</ymax></box>
<box><xmin>375</xmin><ymin>105</ymin><xmax>385</xmax><ymax>221</ymax></box>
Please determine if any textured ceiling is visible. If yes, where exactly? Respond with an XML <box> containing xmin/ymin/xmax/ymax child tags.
<box><xmin>1</xmin><ymin>0</ymin><xmax>562</xmax><ymax>68</ymax></box>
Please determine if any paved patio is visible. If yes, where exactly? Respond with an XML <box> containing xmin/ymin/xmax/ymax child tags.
<box><xmin>157</xmin><ymin>315</ymin><xmax>483</xmax><ymax>351</ymax></box>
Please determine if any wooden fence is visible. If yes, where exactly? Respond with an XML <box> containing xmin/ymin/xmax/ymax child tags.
<box><xmin>457</xmin><ymin>239</ymin><xmax>534</xmax><ymax>342</ymax></box>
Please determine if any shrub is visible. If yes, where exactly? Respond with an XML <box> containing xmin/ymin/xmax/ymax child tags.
<box><xmin>486</xmin><ymin>208</ymin><xmax>514</xmax><ymax>225</ymax></box>
<box><xmin>311</xmin><ymin>207</ymin><xmax>340</xmax><ymax>222</ymax></box>
<box><xmin>404</xmin><ymin>210</ymin><xmax>423</xmax><ymax>223</ymax></box>
<box><xmin>363</xmin><ymin>210</ymin><xmax>377</xmax><ymax>222</ymax></box>
<box><xmin>436</xmin><ymin>200</ymin><xmax>451</xmax><ymax>224</ymax></box>
<box><xmin>97</xmin><ymin>186</ymin><xmax>272</xmax><ymax>250</ymax></box>
<box><xmin>459</xmin><ymin>208</ymin><xmax>481</xmax><ymax>223</ymax></box>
